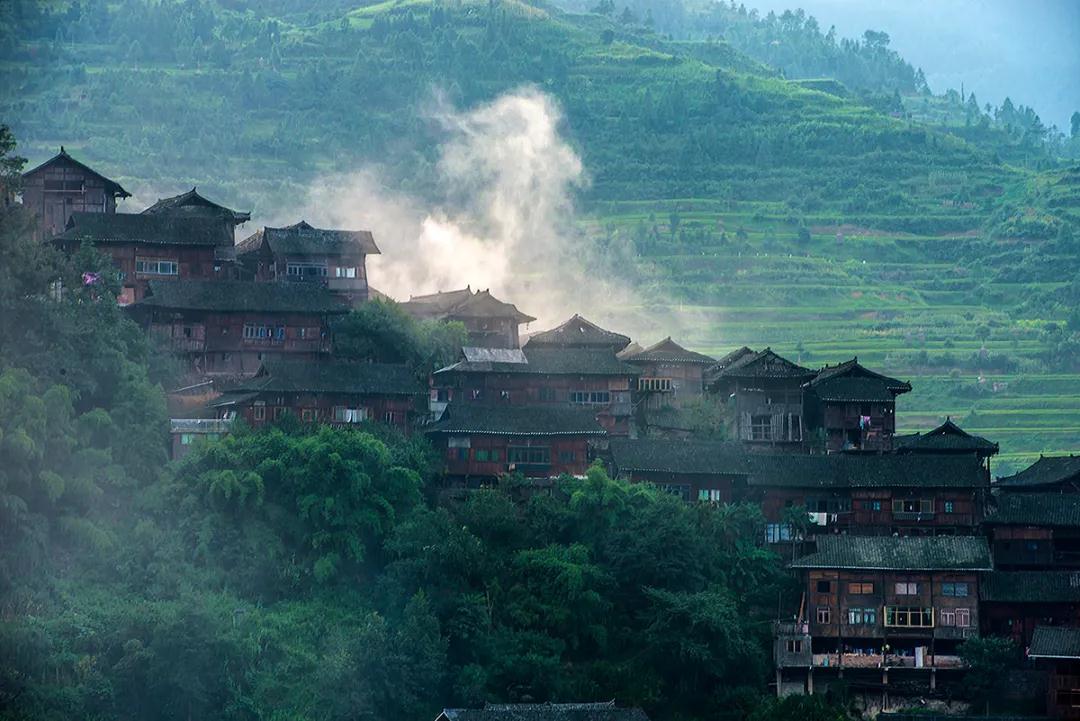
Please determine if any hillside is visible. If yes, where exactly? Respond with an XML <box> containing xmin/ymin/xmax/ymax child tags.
<box><xmin>2</xmin><ymin>0</ymin><xmax>1079</xmax><ymax>471</ymax></box>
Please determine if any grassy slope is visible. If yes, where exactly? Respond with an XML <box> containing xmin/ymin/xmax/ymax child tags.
<box><xmin>3</xmin><ymin>0</ymin><xmax>1078</xmax><ymax>473</ymax></box>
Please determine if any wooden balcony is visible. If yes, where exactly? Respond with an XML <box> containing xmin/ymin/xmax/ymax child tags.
<box><xmin>812</xmin><ymin>653</ymin><xmax>963</xmax><ymax>669</ymax></box>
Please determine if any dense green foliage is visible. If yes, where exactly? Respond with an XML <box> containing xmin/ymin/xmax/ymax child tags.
<box><xmin>0</xmin><ymin>132</ymin><xmax>803</xmax><ymax>718</ymax></box>
<box><xmin>4</xmin><ymin>0</ymin><xmax>1080</xmax><ymax>465</ymax></box>
<box><xmin>333</xmin><ymin>299</ymin><xmax>468</xmax><ymax>377</ymax></box>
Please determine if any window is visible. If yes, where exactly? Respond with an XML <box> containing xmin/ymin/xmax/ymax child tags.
<box><xmin>499</xmin><ymin>390</ymin><xmax>511</xmax><ymax>400</ymax></box>
<box><xmin>895</xmin><ymin>582</ymin><xmax>919</xmax><ymax>595</ymax></box>
<box><xmin>864</xmin><ymin>500</ymin><xmax>882</xmax><ymax>511</ymax></box>
<box><xmin>785</xmin><ymin>640</ymin><xmax>803</xmax><ymax>654</ymax></box>
<box><xmin>448</xmin><ymin>447</ymin><xmax>469</xmax><ymax>461</ymax></box>
<box><xmin>286</xmin><ymin>262</ymin><xmax>328</xmax><ymax>279</ymax></box>
<box><xmin>298</xmin><ymin>327</ymin><xmax>308</xmax><ymax>339</ymax></box>
<box><xmin>301</xmin><ymin>409</ymin><xmax>315</xmax><ymax>422</ymax></box>
<box><xmin>661</xmin><ymin>484</ymin><xmax>691</xmax><ymax>502</ymax></box>
<box><xmin>335</xmin><ymin>266</ymin><xmax>357</xmax><ymax>278</ymax></box>
<box><xmin>816</xmin><ymin>580</ymin><xmax>832</xmax><ymax>593</ymax></box>
<box><xmin>333</xmin><ymin>407</ymin><xmax>367</xmax><ymax>423</ymax></box>
<box><xmin>135</xmin><ymin>258</ymin><xmax>179</xmax><ymax>275</ymax></box>
<box><xmin>569</xmin><ymin>390</ymin><xmax>610</xmax><ymax>405</ymax></box>
<box><xmin>1057</xmin><ymin>690</ymin><xmax>1080</xmax><ymax>708</ymax></box>
<box><xmin>508</xmin><ymin>447</ymin><xmax>551</xmax><ymax>465</ymax></box>
<box><xmin>538</xmin><ymin>387</ymin><xmax>556</xmax><ymax>402</ymax></box>
<box><xmin>475</xmin><ymin>449</ymin><xmax>492</xmax><ymax>462</ymax></box>
<box><xmin>816</xmin><ymin>607</ymin><xmax>831</xmax><ymax>624</ymax></box>
<box><xmin>471</xmin><ymin>389</ymin><xmax>483</xmax><ymax>400</ymax></box>
<box><xmin>942</xmin><ymin>582</ymin><xmax>969</xmax><ymax>597</ymax></box>
<box><xmin>698</xmin><ymin>489</ymin><xmax>724</xmax><ymax>502</ymax></box>
<box><xmin>940</xmin><ymin>609</ymin><xmax>970</xmax><ymax>628</ymax></box>
<box><xmin>274</xmin><ymin>407</ymin><xmax>286</xmax><ymax>420</ymax></box>
<box><xmin>892</xmin><ymin>499</ymin><xmax>934</xmax><ymax>514</ymax></box>
<box><xmin>383</xmin><ymin>411</ymin><xmax>397</xmax><ymax>424</ymax></box>
<box><xmin>944</xmin><ymin>501</ymin><xmax>955</xmax><ymax>514</ymax></box>
<box><xmin>847</xmin><ymin>608</ymin><xmax>877</xmax><ymax>625</ymax></box>
<box><xmin>180</xmin><ymin>434</ymin><xmax>194</xmax><ymax>445</ymax></box>
<box><xmin>848</xmin><ymin>582</ymin><xmax>874</xmax><ymax>595</ymax></box>
<box><xmin>750</xmin><ymin>414</ymin><xmax>773</xmax><ymax>441</ymax></box>
<box><xmin>253</xmin><ymin>402</ymin><xmax>266</xmax><ymax>421</ymax></box>
<box><xmin>807</xmin><ymin>497</ymin><xmax>852</xmax><ymax>513</ymax></box>
<box><xmin>765</xmin><ymin>523</ymin><xmax>794</xmax><ymax>543</ymax></box>
<box><xmin>558</xmin><ymin>450</ymin><xmax>576</xmax><ymax>464</ymax></box>
<box><xmin>243</xmin><ymin>324</ymin><xmax>277</xmax><ymax>340</ymax></box>
<box><xmin>884</xmin><ymin>607</ymin><xmax>934</xmax><ymax>628</ymax></box>
<box><xmin>638</xmin><ymin>377</ymin><xmax>673</xmax><ymax>392</ymax></box>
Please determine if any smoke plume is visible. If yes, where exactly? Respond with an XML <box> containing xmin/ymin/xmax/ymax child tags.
<box><xmin>289</xmin><ymin>87</ymin><xmax>643</xmax><ymax>334</ymax></box>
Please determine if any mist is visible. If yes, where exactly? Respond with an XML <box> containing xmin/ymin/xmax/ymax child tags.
<box><xmin>743</xmin><ymin>0</ymin><xmax>1080</xmax><ymax>130</ymax></box>
<box><xmin>276</xmin><ymin>87</ymin><xmax>649</xmax><ymax>337</ymax></box>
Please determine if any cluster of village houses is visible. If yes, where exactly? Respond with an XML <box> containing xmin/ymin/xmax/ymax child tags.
<box><xmin>22</xmin><ymin>148</ymin><xmax>1080</xmax><ymax>717</ymax></box>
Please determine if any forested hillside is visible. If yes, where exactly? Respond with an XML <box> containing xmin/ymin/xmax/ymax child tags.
<box><xmin>2</xmin><ymin>0</ymin><xmax>1080</xmax><ymax>469</ymax></box>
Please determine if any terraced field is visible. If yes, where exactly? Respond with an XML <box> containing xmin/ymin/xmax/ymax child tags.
<box><xmin>586</xmin><ymin>200</ymin><xmax>1080</xmax><ymax>475</ymax></box>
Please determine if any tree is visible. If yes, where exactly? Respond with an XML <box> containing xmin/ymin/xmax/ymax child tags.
<box><xmin>958</xmin><ymin>636</ymin><xmax>1021</xmax><ymax>714</ymax></box>
<box><xmin>1071</xmin><ymin>110</ymin><xmax>1080</xmax><ymax>138</ymax></box>
<box><xmin>0</xmin><ymin>124</ymin><xmax>26</xmax><ymax>202</ymax></box>
<box><xmin>333</xmin><ymin>299</ymin><xmax>466</xmax><ymax>377</ymax></box>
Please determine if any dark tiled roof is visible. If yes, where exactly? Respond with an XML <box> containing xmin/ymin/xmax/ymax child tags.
<box><xmin>608</xmin><ymin>443</ymin><xmax>985</xmax><ymax>488</ymax></box>
<box><xmin>896</xmin><ymin>419</ymin><xmax>999</xmax><ymax>455</ymax></box>
<box><xmin>810</xmin><ymin>377</ymin><xmax>897</xmax><ymax>402</ymax></box>
<box><xmin>136</xmin><ymin>280</ymin><xmax>351</xmax><ymax>314</ymax></box>
<box><xmin>142</xmin><ymin>187</ymin><xmax>250</xmax><ymax>223</ymax></box>
<box><xmin>622</xmin><ymin>337</ymin><xmax>715</xmax><ymax>365</ymax></box>
<box><xmin>713</xmin><ymin>346</ymin><xmax>755</xmax><ymax>369</ymax></box>
<box><xmin>425</xmin><ymin>404</ymin><xmax>607</xmax><ymax>437</ymax></box>
<box><xmin>715</xmin><ymin>348</ymin><xmax>814</xmax><ymax>379</ymax></box>
<box><xmin>806</xmin><ymin>358</ymin><xmax>911</xmax><ymax>396</ymax></box>
<box><xmin>225</xmin><ymin>360</ymin><xmax>423</xmax><ymax>396</ymax></box>
<box><xmin>401</xmin><ymin>286</ymin><xmax>535</xmax><ymax>323</ymax></box>
<box><xmin>745</xmin><ymin>453</ymin><xmax>987</xmax><ymax>489</ymax></box>
<box><xmin>440</xmin><ymin>702</ymin><xmax>650</xmax><ymax>721</ymax></box>
<box><xmin>435</xmin><ymin>346</ymin><xmax>640</xmax><ymax>377</ymax></box>
<box><xmin>791</xmin><ymin>535</ymin><xmax>992</xmax><ymax>571</ymax></box>
<box><xmin>996</xmin><ymin>455</ymin><xmax>1080</xmax><ymax>489</ymax></box>
<box><xmin>22</xmin><ymin>147</ymin><xmax>130</xmax><ymax>197</ymax></box>
<box><xmin>1029</xmin><ymin>626</ymin><xmax>1080</xmax><ymax>659</ymax></box>
<box><xmin>57</xmin><ymin>212</ymin><xmax>232</xmax><ymax>247</ymax></box>
<box><xmin>981</xmin><ymin>571</ymin><xmax>1080</xmax><ymax>603</ymax></box>
<box><xmin>237</xmin><ymin>221</ymin><xmax>379</xmax><ymax>257</ymax></box>
<box><xmin>524</xmin><ymin>314</ymin><xmax>631</xmax><ymax>351</ymax></box>
<box><xmin>609</xmin><ymin>438</ymin><xmax>748</xmax><ymax>475</ymax></box>
<box><xmin>985</xmin><ymin>493</ymin><xmax>1080</xmax><ymax>528</ymax></box>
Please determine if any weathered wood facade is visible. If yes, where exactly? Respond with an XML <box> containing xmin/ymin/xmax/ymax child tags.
<box><xmin>210</xmin><ymin>360</ymin><xmax>424</xmax><ymax>432</ymax></box>
<box><xmin>607</xmin><ymin>438</ymin><xmax>746</xmax><ymax>502</ymax></box>
<box><xmin>130</xmin><ymin>280</ymin><xmax>349</xmax><ymax>376</ymax></box>
<box><xmin>803</xmin><ymin>359</ymin><xmax>911</xmax><ymax>453</ymax></box>
<box><xmin>980</xmin><ymin>571</ymin><xmax>1080</xmax><ymax>647</ymax></box>
<box><xmin>400</xmin><ymin>287</ymin><xmax>536</xmax><ymax>349</ymax></box>
<box><xmin>777</xmin><ymin>536</ymin><xmax>992</xmax><ymax>698</ymax></box>
<box><xmin>55</xmin><ymin>212</ymin><xmax>238</xmax><ymax>303</ymax></box>
<box><xmin>426</xmin><ymin>404</ymin><xmax>606</xmax><ymax>481</ymax></box>
<box><xmin>985</xmin><ymin>493</ymin><xmax>1080</xmax><ymax>569</ymax></box>
<box><xmin>21</xmin><ymin>148</ymin><xmax>130</xmax><ymax>238</ymax></box>
<box><xmin>621</xmin><ymin>337</ymin><xmax>715</xmax><ymax>410</ymax></box>
<box><xmin>237</xmin><ymin>221</ymin><xmax>380</xmax><ymax>305</ymax></box>
<box><xmin>1029</xmin><ymin>626</ymin><xmax>1080</xmax><ymax>719</ymax></box>
<box><xmin>708</xmin><ymin>348</ymin><xmax>814</xmax><ymax>449</ymax></box>
<box><xmin>432</xmin><ymin>345</ymin><xmax>639</xmax><ymax>436</ymax></box>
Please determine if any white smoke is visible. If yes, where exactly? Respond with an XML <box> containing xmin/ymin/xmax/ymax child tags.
<box><xmin>285</xmin><ymin>87</ymin><xmax>642</xmax><ymax>332</ymax></box>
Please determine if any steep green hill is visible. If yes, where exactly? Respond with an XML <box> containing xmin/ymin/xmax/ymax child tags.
<box><xmin>2</xmin><ymin>0</ymin><xmax>1079</xmax><ymax>471</ymax></box>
